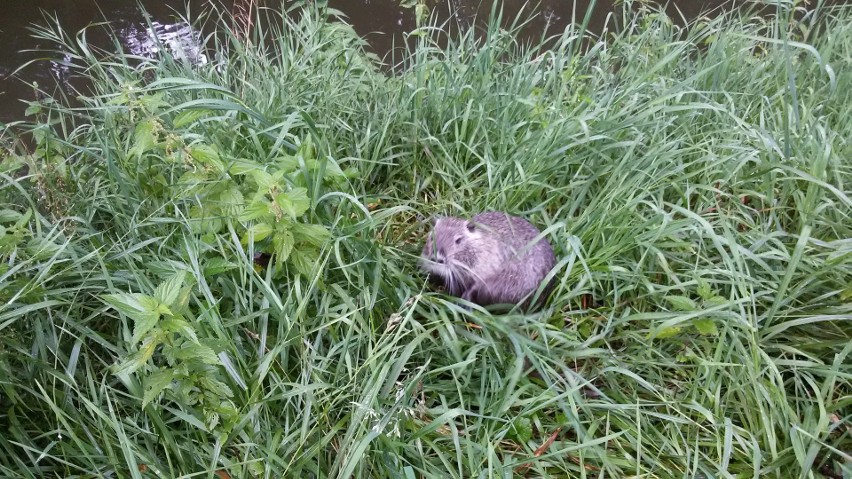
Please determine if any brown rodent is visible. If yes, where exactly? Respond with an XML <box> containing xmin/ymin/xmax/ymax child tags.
<box><xmin>420</xmin><ymin>211</ymin><xmax>557</xmax><ymax>311</ymax></box>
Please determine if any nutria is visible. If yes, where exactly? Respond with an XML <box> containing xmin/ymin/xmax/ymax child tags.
<box><xmin>420</xmin><ymin>211</ymin><xmax>557</xmax><ymax>310</ymax></box>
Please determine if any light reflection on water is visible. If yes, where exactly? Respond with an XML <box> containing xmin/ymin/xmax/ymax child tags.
<box><xmin>46</xmin><ymin>53</ymin><xmax>73</xmax><ymax>94</ymax></box>
<box><xmin>15</xmin><ymin>18</ymin><xmax>211</xmax><ymax>118</ymax></box>
<box><xmin>121</xmin><ymin>21</ymin><xmax>209</xmax><ymax>65</ymax></box>
<box><xmin>1</xmin><ymin>0</ymin><xmax>221</xmax><ymax>123</ymax></box>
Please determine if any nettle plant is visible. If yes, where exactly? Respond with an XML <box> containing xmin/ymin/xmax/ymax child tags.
<box><xmin>97</xmin><ymin>86</ymin><xmax>353</xmax><ymax>429</ymax></box>
<box><xmin>102</xmin><ymin>271</ymin><xmax>240</xmax><ymax>428</ymax></box>
<box><xmin>175</xmin><ymin>131</ymin><xmax>344</xmax><ymax>278</ymax></box>
<box><xmin>114</xmin><ymin>89</ymin><xmax>350</xmax><ymax>277</ymax></box>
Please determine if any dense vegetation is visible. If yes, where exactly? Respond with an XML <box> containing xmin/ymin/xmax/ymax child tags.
<box><xmin>0</xmin><ymin>1</ymin><xmax>849</xmax><ymax>477</ymax></box>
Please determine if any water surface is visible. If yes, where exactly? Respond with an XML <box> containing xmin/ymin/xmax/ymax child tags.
<box><xmin>0</xmin><ymin>0</ymin><xmax>835</xmax><ymax>124</ymax></box>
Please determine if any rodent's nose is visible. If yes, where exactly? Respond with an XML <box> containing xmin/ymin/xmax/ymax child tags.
<box><xmin>436</xmin><ymin>249</ymin><xmax>445</xmax><ymax>263</ymax></box>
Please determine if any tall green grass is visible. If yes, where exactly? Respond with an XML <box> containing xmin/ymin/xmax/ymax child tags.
<box><xmin>0</xmin><ymin>1</ymin><xmax>850</xmax><ymax>477</ymax></box>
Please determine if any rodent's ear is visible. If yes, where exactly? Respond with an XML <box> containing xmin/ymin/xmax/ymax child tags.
<box><xmin>466</xmin><ymin>221</ymin><xmax>476</xmax><ymax>233</ymax></box>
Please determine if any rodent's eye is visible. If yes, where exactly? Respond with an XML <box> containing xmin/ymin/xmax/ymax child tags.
<box><xmin>455</xmin><ymin>236</ymin><xmax>463</xmax><ymax>245</ymax></box>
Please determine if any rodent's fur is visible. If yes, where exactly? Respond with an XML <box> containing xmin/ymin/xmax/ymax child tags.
<box><xmin>420</xmin><ymin>211</ymin><xmax>557</xmax><ymax>310</ymax></box>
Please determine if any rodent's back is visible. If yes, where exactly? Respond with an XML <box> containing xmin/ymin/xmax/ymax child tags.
<box><xmin>470</xmin><ymin>212</ymin><xmax>557</xmax><ymax>305</ymax></box>
<box><xmin>472</xmin><ymin>212</ymin><xmax>547</xmax><ymax>250</ymax></box>
<box><xmin>420</xmin><ymin>211</ymin><xmax>557</xmax><ymax>309</ymax></box>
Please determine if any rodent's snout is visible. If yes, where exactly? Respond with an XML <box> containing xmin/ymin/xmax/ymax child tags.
<box><xmin>435</xmin><ymin>249</ymin><xmax>446</xmax><ymax>263</ymax></box>
<box><xmin>423</xmin><ymin>233</ymin><xmax>446</xmax><ymax>264</ymax></box>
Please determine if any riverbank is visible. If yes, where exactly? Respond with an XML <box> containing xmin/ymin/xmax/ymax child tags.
<box><xmin>0</xmin><ymin>2</ymin><xmax>850</xmax><ymax>477</ymax></box>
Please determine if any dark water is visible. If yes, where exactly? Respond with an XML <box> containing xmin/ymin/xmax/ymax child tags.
<box><xmin>0</xmin><ymin>0</ymin><xmax>838</xmax><ymax>124</ymax></box>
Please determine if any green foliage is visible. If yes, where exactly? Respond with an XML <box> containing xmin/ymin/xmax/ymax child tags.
<box><xmin>0</xmin><ymin>1</ymin><xmax>850</xmax><ymax>478</ymax></box>
<box><xmin>399</xmin><ymin>0</ymin><xmax>430</xmax><ymax>26</ymax></box>
<box><xmin>101</xmin><ymin>270</ymin><xmax>236</xmax><ymax>430</ymax></box>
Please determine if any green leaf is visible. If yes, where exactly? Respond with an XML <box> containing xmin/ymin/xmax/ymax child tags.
<box><xmin>242</xmin><ymin>223</ymin><xmax>274</xmax><ymax>245</ymax></box>
<box><xmin>189</xmin><ymin>144</ymin><xmax>224</xmax><ymax>172</ymax></box>
<box><xmin>156</xmin><ymin>303</ymin><xmax>174</xmax><ymax>317</ymax></box>
<box><xmin>105</xmin><ymin>91</ymin><xmax>129</xmax><ymax>106</ymax></box>
<box><xmin>204</xmin><ymin>258</ymin><xmax>237</xmax><ymax>276</ymax></box>
<box><xmin>175</xmin><ymin>171</ymin><xmax>210</xmax><ymax>198</ymax></box>
<box><xmin>0</xmin><ymin>209</ymin><xmax>23</xmax><ymax>224</ymax></box>
<box><xmin>172</xmin><ymin>287</ymin><xmax>193</xmax><ymax>315</ymax></box>
<box><xmin>663</xmin><ymin>295</ymin><xmax>698</xmax><ymax>311</ymax></box>
<box><xmin>102</xmin><ymin>293</ymin><xmax>162</xmax><ymax>342</ymax></box>
<box><xmin>200</xmin><ymin>376</ymin><xmax>234</xmax><ymax>399</ymax></box>
<box><xmin>173</xmin><ymin>109</ymin><xmax>211</xmax><ymax>128</ymax></box>
<box><xmin>251</xmin><ymin>169</ymin><xmax>276</xmax><ymax>191</ymax></box>
<box><xmin>693</xmin><ymin>318</ymin><xmax>718</xmax><ymax>336</ymax></box>
<box><xmin>205</xmin><ymin>410</ymin><xmax>220</xmax><ymax>431</ymax></box>
<box><xmin>655</xmin><ymin>325</ymin><xmax>682</xmax><ymax>339</ymax></box>
<box><xmin>240</xmin><ymin>200</ymin><xmax>272</xmax><ymax>222</ymax></box>
<box><xmin>274</xmin><ymin>155</ymin><xmax>300</xmax><ymax>173</ymax></box>
<box><xmin>142</xmin><ymin>369</ymin><xmax>177</xmax><ymax>407</ymax></box>
<box><xmin>199</xmin><ymin>338</ymin><xmax>231</xmax><ymax>353</ymax></box>
<box><xmin>24</xmin><ymin>103</ymin><xmax>42</xmax><ymax>117</ymax></box>
<box><xmin>217</xmin><ymin>402</ymin><xmax>239</xmax><ymax>427</ymax></box>
<box><xmin>696</xmin><ymin>278</ymin><xmax>712</xmax><ymax>301</ymax></box>
<box><xmin>175</xmin><ymin>379</ymin><xmax>199</xmax><ymax>406</ymax></box>
<box><xmin>160</xmin><ymin>316</ymin><xmax>198</xmax><ymax>342</ymax></box>
<box><xmin>298</xmin><ymin>135</ymin><xmax>315</xmax><ymax>160</ymax></box>
<box><xmin>415</xmin><ymin>3</ymin><xmax>430</xmax><ymax>25</ymax></box>
<box><xmin>25</xmin><ymin>237</ymin><xmax>63</xmax><ymax>261</ymax></box>
<box><xmin>113</xmin><ymin>336</ymin><xmax>159</xmax><ymax>376</ymax></box>
<box><xmin>704</xmin><ymin>295</ymin><xmax>728</xmax><ymax>307</ymax></box>
<box><xmin>130</xmin><ymin>118</ymin><xmax>159</xmax><ymax>159</ymax></box>
<box><xmin>290</xmin><ymin>247</ymin><xmax>319</xmax><ymax>277</ymax></box>
<box><xmin>217</xmin><ymin>186</ymin><xmax>244</xmax><ymax>216</ymax></box>
<box><xmin>228</xmin><ymin>158</ymin><xmax>261</xmax><ymax>176</ymax></box>
<box><xmin>272</xmin><ymin>230</ymin><xmax>295</xmax><ymax>263</ymax></box>
<box><xmin>508</xmin><ymin>416</ymin><xmax>532</xmax><ymax>443</ymax></box>
<box><xmin>291</xmin><ymin>223</ymin><xmax>331</xmax><ymax>247</ymax></box>
<box><xmin>343</xmin><ymin>166</ymin><xmax>359</xmax><ymax>179</ymax></box>
<box><xmin>277</xmin><ymin>188</ymin><xmax>311</xmax><ymax>219</ymax></box>
<box><xmin>676</xmin><ymin>348</ymin><xmax>696</xmax><ymax>363</ymax></box>
<box><xmin>154</xmin><ymin>271</ymin><xmax>187</xmax><ymax>306</ymax></box>
<box><xmin>840</xmin><ymin>286</ymin><xmax>852</xmax><ymax>302</ymax></box>
<box><xmin>15</xmin><ymin>208</ymin><xmax>32</xmax><ymax>229</ymax></box>
<box><xmin>174</xmin><ymin>343</ymin><xmax>219</xmax><ymax>365</ymax></box>
<box><xmin>140</xmin><ymin>92</ymin><xmax>169</xmax><ymax>112</ymax></box>
<box><xmin>322</xmin><ymin>158</ymin><xmax>346</xmax><ymax>180</ymax></box>
<box><xmin>188</xmin><ymin>205</ymin><xmax>223</xmax><ymax>235</ymax></box>
<box><xmin>304</xmin><ymin>156</ymin><xmax>345</xmax><ymax>180</ymax></box>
